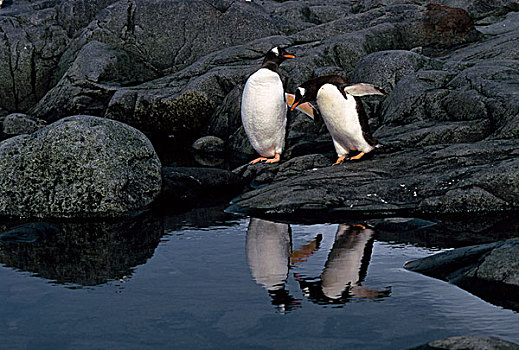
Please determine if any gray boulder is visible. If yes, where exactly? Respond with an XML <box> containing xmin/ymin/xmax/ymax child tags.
<box><xmin>2</xmin><ymin>113</ymin><xmax>46</xmax><ymax>136</ymax></box>
<box><xmin>0</xmin><ymin>115</ymin><xmax>162</xmax><ymax>218</ymax></box>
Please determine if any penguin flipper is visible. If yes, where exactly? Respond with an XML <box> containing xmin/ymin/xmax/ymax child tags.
<box><xmin>344</xmin><ymin>83</ymin><xmax>387</xmax><ymax>97</ymax></box>
<box><xmin>285</xmin><ymin>93</ymin><xmax>316</xmax><ymax>120</ymax></box>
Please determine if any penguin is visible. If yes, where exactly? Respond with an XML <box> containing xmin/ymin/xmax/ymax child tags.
<box><xmin>290</xmin><ymin>75</ymin><xmax>387</xmax><ymax>165</ymax></box>
<box><xmin>241</xmin><ymin>47</ymin><xmax>296</xmax><ymax>164</ymax></box>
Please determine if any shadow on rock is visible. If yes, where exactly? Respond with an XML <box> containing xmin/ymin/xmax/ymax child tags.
<box><xmin>0</xmin><ymin>212</ymin><xmax>163</xmax><ymax>287</ymax></box>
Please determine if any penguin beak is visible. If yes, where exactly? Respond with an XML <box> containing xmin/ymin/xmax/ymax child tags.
<box><xmin>290</xmin><ymin>101</ymin><xmax>300</xmax><ymax>111</ymax></box>
<box><xmin>283</xmin><ymin>54</ymin><xmax>295</xmax><ymax>59</ymax></box>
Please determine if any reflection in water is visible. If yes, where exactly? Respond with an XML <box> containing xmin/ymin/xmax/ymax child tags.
<box><xmin>246</xmin><ymin>219</ymin><xmax>390</xmax><ymax>312</ymax></box>
<box><xmin>246</xmin><ymin>218</ymin><xmax>301</xmax><ymax>312</ymax></box>
<box><xmin>0</xmin><ymin>212</ymin><xmax>163</xmax><ymax>287</ymax></box>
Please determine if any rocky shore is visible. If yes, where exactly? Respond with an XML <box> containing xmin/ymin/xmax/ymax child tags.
<box><xmin>1</xmin><ymin>0</ymin><xmax>517</xmax><ymax>219</ymax></box>
<box><xmin>1</xmin><ymin>1</ymin><xmax>518</xmax><ymax>339</ymax></box>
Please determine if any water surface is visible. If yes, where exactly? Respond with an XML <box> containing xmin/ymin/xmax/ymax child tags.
<box><xmin>0</xmin><ymin>208</ymin><xmax>518</xmax><ymax>349</ymax></box>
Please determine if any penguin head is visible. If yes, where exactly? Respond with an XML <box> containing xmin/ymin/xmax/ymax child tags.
<box><xmin>291</xmin><ymin>75</ymin><xmax>348</xmax><ymax>111</ymax></box>
<box><xmin>290</xmin><ymin>84</ymin><xmax>316</xmax><ymax>111</ymax></box>
<box><xmin>263</xmin><ymin>47</ymin><xmax>295</xmax><ymax>66</ymax></box>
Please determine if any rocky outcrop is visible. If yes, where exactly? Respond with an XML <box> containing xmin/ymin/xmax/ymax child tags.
<box><xmin>405</xmin><ymin>238</ymin><xmax>519</xmax><ymax>311</ymax></box>
<box><xmin>0</xmin><ymin>0</ymin><xmax>518</xmax><ymax>219</ymax></box>
<box><xmin>0</xmin><ymin>115</ymin><xmax>162</xmax><ymax>218</ymax></box>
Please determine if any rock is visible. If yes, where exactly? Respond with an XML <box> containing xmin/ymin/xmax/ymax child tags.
<box><xmin>202</xmin><ymin>84</ymin><xmax>243</xmax><ymax>140</ymax></box>
<box><xmin>405</xmin><ymin>237</ymin><xmax>519</xmax><ymax>311</ymax></box>
<box><xmin>227</xmin><ymin>140</ymin><xmax>519</xmax><ymax>220</ymax></box>
<box><xmin>0</xmin><ymin>4</ymin><xmax>69</xmax><ymax>112</ymax></box>
<box><xmin>161</xmin><ymin>167</ymin><xmax>245</xmax><ymax>209</ymax></box>
<box><xmin>191</xmin><ymin>136</ymin><xmax>225</xmax><ymax>167</ymax></box>
<box><xmin>192</xmin><ymin>136</ymin><xmax>225</xmax><ymax>155</ymax></box>
<box><xmin>350</xmin><ymin>50</ymin><xmax>436</xmax><ymax>92</ymax></box>
<box><xmin>2</xmin><ymin>113</ymin><xmax>46</xmax><ymax>136</ymax></box>
<box><xmin>0</xmin><ymin>115</ymin><xmax>162</xmax><ymax>218</ymax></box>
<box><xmin>410</xmin><ymin>335</ymin><xmax>519</xmax><ymax>350</ymax></box>
<box><xmin>30</xmin><ymin>40</ymin><xmax>160</xmax><ymax>122</ymax></box>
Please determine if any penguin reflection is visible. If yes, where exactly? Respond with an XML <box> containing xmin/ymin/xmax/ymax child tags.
<box><xmin>246</xmin><ymin>218</ymin><xmax>301</xmax><ymax>312</ymax></box>
<box><xmin>246</xmin><ymin>219</ymin><xmax>390</xmax><ymax>311</ymax></box>
<box><xmin>298</xmin><ymin>224</ymin><xmax>390</xmax><ymax>304</ymax></box>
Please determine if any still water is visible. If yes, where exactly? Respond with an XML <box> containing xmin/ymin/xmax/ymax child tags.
<box><xmin>0</xmin><ymin>207</ymin><xmax>518</xmax><ymax>349</ymax></box>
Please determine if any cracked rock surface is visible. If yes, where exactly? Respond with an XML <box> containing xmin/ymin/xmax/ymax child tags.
<box><xmin>0</xmin><ymin>0</ymin><xmax>518</xmax><ymax>218</ymax></box>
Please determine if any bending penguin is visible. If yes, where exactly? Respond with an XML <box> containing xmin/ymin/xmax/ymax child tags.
<box><xmin>241</xmin><ymin>47</ymin><xmax>295</xmax><ymax>164</ymax></box>
<box><xmin>290</xmin><ymin>75</ymin><xmax>387</xmax><ymax>165</ymax></box>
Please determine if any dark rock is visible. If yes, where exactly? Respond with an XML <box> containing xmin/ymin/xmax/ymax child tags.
<box><xmin>191</xmin><ymin>136</ymin><xmax>225</xmax><ymax>167</ymax></box>
<box><xmin>350</xmin><ymin>50</ymin><xmax>436</xmax><ymax>92</ymax></box>
<box><xmin>192</xmin><ymin>136</ymin><xmax>225</xmax><ymax>155</ymax></box>
<box><xmin>2</xmin><ymin>113</ymin><xmax>46</xmax><ymax>136</ymax></box>
<box><xmin>227</xmin><ymin>140</ymin><xmax>519</xmax><ymax>220</ymax></box>
<box><xmin>202</xmin><ymin>84</ymin><xmax>243</xmax><ymax>140</ymax></box>
<box><xmin>0</xmin><ymin>115</ymin><xmax>162</xmax><ymax>218</ymax></box>
<box><xmin>161</xmin><ymin>167</ymin><xmax>245</xmax><ymax>209</ymax></box>
<box><xmin>0</xmin><ymin>4</ymin><xmax>69</xmax><ymax>112</ymax></box>
<box><xmin>30</xmin><ymin>40</ymin><xmax>160</xmax><ymax>122</ymax></box>
<box><xmin>410</xmin><ymin>335</ymin><xmax>519</xmax><ymax>350</ymax></box>
<box><xmin>405</xmin><ymin>237</ymin><xmax>519</xmax><ymax>311</ymax></box>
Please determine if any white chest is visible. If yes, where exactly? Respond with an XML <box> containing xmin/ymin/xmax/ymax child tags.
<box><xmin>316</xmin><ymin>84</ymin><xmax>372</xmax><ymax>154</ymax></box>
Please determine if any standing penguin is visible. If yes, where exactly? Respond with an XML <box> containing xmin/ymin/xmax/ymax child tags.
<box><xmin>290</xmin><ymin>75</ymin><xmax>387</xmax><ymax>165</ymax></box>
<box><xmin>241</xmin><ymin>47</ymin><xmax>295</xmax><ymax>164</ymax></box>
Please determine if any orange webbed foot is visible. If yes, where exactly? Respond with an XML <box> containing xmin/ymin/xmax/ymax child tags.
<box><xmin>250</xmin><ymin>153</ymin><xmax>281</xmax><ymax>164</ymax></box>
<box><xmin>250</xmin><ymin>157</ymin><xmax>268</xmax><ymax>164</ymax></box>
<box><xmin>347</xmin><ymin>152</ymin><xmax>366</xmax><ymax>161</ymax></box>
<box><xmin>264</xmin><ymin>153</ymin><xmax>281</xmax><ymax>164</ymax></box>
<box><xmin>332</xmin><ymin>156</ymin><xmax>346</xmax><ymax>166</ymax></box>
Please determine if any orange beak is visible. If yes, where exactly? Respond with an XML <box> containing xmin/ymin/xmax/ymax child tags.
<box><xmin>283</xmin><ymin>54</ymin><xmax>295</xmax><ymax>59</ymax></box>
<box><xmin>290</xmin><ymin>101</ymin><xmax>300</xmax><ymax>111</ymax></box>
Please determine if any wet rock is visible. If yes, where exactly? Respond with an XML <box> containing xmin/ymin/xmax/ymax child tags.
<box><xmin>191</xmin><ymin>136</ymin><xmax>225</xmax><ymax>167</ymax></box>
<box><xmin>0</xmin><ymin>115</ymin><xmax>162</xmax><ymax>219</ymax></box>
<box><xmin>410</xmin><ymin>335</ymin><xmax>519</xmax><ymax>350</ymax></box>
<box><xmin>227</xmin><ymin>140</ymin><xmax>519</xmax><ymax>220</ymax></box>
<box><xmin>2</xmin><ymin>113</ymin><xmax>46</xmax><ymax>136</ymax></box>
<box><xmin>161</xmin><ymin>167</ymin><xmax>245</xmax><ymax>209</ymax></box>
<box><xmin>405</xmin><ymin>237</ymin><xmax>519</xmax><ymax>311</ymax></box>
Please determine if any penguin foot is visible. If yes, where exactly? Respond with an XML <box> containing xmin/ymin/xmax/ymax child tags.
<box><xmin>347</xmin><ymin>152</ymin><xmax>366</xmax><ymax>161</ymax></box>
<box><xmin>250</xmin><ymin>153</ymin><xmax>281</xmax><ymax>164</ymax></box>
<box><xmin>332</xmin><ymin>156</ymin><xmax>346</xmax><ymax>166</ymax></box>
<box><xmin>264</xmin><ymin>153</ymin><xmax>281</xmax><ymax>164</ymax></box>
<box><xmin>250</xmin><ymin>157</ymin><xmax>268</xmax><ymax>164</ymax></box>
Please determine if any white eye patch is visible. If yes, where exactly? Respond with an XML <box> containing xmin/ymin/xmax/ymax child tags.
<box><xmin>271</xmin><ymin>47</ymin><xmax>280</xmax><ymax>56</ymax></box>
<box><xmin>297</xmin><ymin>87</ymin><xmax>306</xmax><ymax>96</ymax></box>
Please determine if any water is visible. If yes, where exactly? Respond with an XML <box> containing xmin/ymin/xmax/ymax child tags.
<box><xmin>0</xmin><ymin>208</ymin><xmax>518</xmax><ymax>349</ymax></box>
